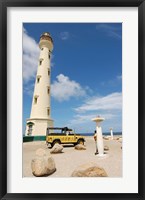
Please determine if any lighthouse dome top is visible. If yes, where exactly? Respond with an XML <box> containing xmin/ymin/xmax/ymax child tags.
<box><xmin>39</xmin><ymin>32</ymin><xmax>53</xmax><ymax>51</ymax></box>
<box><xmin>41</xmin><ymin>32</ymin><xmax>51</xmax><ymax>37</ymax></box>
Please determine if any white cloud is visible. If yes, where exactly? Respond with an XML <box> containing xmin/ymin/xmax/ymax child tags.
<box><xmin>23</xmin><ymin>83</ymin><xmax>34</xmax><ymax>96</ymax></box>
<box><xmin>117</xmin><ymin>75</ymin><xmax>122</xmax><ymax>80</ymax></box>
<box><xmin>68</xmin><ymin>92</ymin><xmax>122</xmax><ymax>131</ymax></box>
<box><xmin>75</xmin><ymin>92</ymin><xmax>122</xmax><ymax>112</ymax></box>
<box><xmin>23</xmin><ymin>27</ymin><xmax>54</xmax><ymax>83</ymax></box>
<box><xmin>51</xmin><ymin>74</ymin><xmax>86</xmax><ymax>101</ymax></box>
<box><xmin>100</xmin><ymin>75</ymin><xmax>122</xmax><ymax>87</ymax></box>
<box><xmin>96</xmin><ymin>24</ymin><xmax>122</xmax><ymax>39</ymax></box>
<box><xmin>59</xmin><ymin>32</ymin><xmax>69</xmax><ymax>40</ymax></box>
<box><xmin>69</xmin><ymin>113</ymin><xmax>116</xmax><ymax>126</ymax></box>
<box><xmin>23</xmin><ymin>27</ymin><xmax>40</xmax><ymax>82</ymax></box>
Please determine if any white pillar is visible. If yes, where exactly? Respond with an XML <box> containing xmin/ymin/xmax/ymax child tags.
<box><xmin>110</xmin><ymin>128</ymin><xmax>113</xmax><ymax>140</ymax></box>
<box><xmin>25</xmin><ymin>32</ymin><xmax>54</xmax><ymax>136</ymax></box>
<box><xmin>96</xmin><ymin>122</ymin><xmax>104</xmax><ymax>155</ymax></box>
<box><xmin>92</xmin><ymin>116</ymin><xmax>106</xmax><ymax>157</ymax></box>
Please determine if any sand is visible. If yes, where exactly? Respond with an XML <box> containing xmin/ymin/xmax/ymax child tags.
<box><xmin>23</xmin><ymin>136</ymin><xmax>122</xmax><ymax>177</ymax></box>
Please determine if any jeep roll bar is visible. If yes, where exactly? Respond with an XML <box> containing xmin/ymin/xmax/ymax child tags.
<box><xmin>46</xmin><ymin>127</ymin><xmax>73</xmax><ymax>136</ymax></box>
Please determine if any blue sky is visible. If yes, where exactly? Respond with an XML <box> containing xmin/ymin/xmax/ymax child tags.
<box><xmin>23</xmin><ymin>23</ymin><xmax>122</xmax><ymax>134</ymax></box>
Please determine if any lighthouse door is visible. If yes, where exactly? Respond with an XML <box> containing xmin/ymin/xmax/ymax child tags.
<box><xmin>28</xmin><ymin>124</ymin><xmax>33</xmax><ymax>135</ymax></box>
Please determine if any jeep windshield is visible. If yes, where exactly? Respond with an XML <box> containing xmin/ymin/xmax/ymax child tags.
<box><xmin>46</xmin><ymin>127</ymin><xmax>73</xmax><ymax>135</ymax></box>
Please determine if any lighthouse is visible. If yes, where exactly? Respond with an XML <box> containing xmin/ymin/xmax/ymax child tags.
<box><xmin>25</xmin><ymin>32</ymin><xmax>54</xmax><ymax>136</ymax></box>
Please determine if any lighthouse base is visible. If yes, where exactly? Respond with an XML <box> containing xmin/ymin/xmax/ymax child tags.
<box><xmin>25</xmin><ymin>118</ymin><xmax>53</xmax><ymax>136</ymax></box>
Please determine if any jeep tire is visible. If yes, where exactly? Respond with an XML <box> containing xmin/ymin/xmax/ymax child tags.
<box><xmin>52</xmin><ymin>140</ymin><xmax>61</xmax><ymax>147</ymax></box>
<box><xmin>77</xmin><ymin>139</ymin><xmax>84</xmax><ymax>145</ymax></box>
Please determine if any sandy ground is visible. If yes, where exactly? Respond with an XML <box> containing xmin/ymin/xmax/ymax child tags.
<box><xmin>23</xmin><ymin>136</ymin><xmax>122</xmax><ymax>177</ymax></box>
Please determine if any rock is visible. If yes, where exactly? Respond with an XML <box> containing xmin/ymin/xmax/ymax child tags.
<box><xmin>50</xmin><ymin>144</ymin><xmax>63</xmax><ymax>154</ymax></box>
<box><xmin>35</xmin><ymin>148</ymin><xmax>46</xmax><ymax>157</ymax></box>
<box><xmin>103</xmin><ymin>136</ymin><xmax>110</xmax><ymax>140</ymax></box>
<box><xmin>71</xmin><ymin>162</ymin><xmax>108</xmax><ymax>177</ymax></box>
<box><xmin>104</xmin><ymin>146</ymin><xmax>109</xmax><ymax>151</ymax></box>
<box><xmin>31</xmin><ymin>156</ymin><xmax>56</xmax><ymax>177</ymax></box>
<box><xmin>75</xmin><ymin>144</ymin><xmax>86</xmax><ymax>150</ymax></box>
<box><xmin>116</xmin><ymin>137</ymin><xmax>122</xmax><ymax>143</ymax></box>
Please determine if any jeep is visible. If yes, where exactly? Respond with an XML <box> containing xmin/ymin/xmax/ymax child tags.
<box><xmin>46</xmin><ymin>127</ymin><xmax>85</xmax><ymax>147</ymax></box>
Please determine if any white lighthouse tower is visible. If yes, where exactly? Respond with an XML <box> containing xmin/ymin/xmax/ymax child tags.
<box><xmin>25</xmin><ymin>32</ymin><xmax>54</xmax><ymax>136</ymax></box>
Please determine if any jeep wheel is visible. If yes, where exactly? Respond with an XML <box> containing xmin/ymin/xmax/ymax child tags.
<box><xmin>52</xmin><ymin>140</ymin><xmax>61</xmax><ymax>147</ymax></box>
<box><xmin>77</xmin><ymin>140</ymin><xmax>84</xmax><ymax>145</ymax></box>
<box><xmin>46</xmin><ymin>142</ymin><xmax>52</xmax><ymax>148</ymax></box>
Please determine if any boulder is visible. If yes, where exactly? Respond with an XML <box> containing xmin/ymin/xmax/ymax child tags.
<box><xmin>103</xmin><ymin>136</ymin><xmax>110</xmax><ymax>140</ymax></box>
<box><xmin>104</xmin><ymin>146</ymin><xmax>109</xmax><ymax>151</ymax></box>
<box><xmin>35</xmin><ymin>148</ymin><xmax>46</xmax><ymax>157</ymax></box>
<box><xmin>50</xmin><ymin>144</ymin><xmax>63</xmax><ymax>154</ymax></box>
<box><xmin>71</xmin><ymin>162</ymin><xmax>108</xmax><ymax>177</ymax></box>
<box><xmin>31</xmin><ymin>156</ymin><xmax>56</xmax><ymax>177</ymax></box>
<box><xmin>116</xmin><ymin>137</ymin><xmax>122</xmax><ymax>143</ymax></box>
<box><xmin>75</xmin><ymin>144</ymin><xmax>86</xmax><ymax>150</ymax></box>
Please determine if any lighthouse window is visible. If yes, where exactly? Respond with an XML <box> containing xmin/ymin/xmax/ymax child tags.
<box><xmin>39</xmin><ymin>60</ymin><xmax>42</xmax><ymax>65</ymax></box>
<box><xmin>47</xmin><ymin>87</ymin><xmax>50</xmax><ymax>94</ymax></box>
<box><xmin>34</xmin><ymin>97</ymin><xmax>38</xmax><ymax>104</ymax></box>
<box><xmin>37</xmin><ymin>75</ymin><xmax>41</xmax><ymax>83</ymax></box>
<box><xmin>48</xmin><ymin>70</ymin><xmax>50</xmax><ymax>76</ymax></box>
<box><xmin>37</xmin><ymin>77</ymin><xmax>40</xmax><ymax>83</ymax></box>
<box><xmin>49</xmin><ymin>54</ymin><xmax>50</xmax><ymax>59</ymax></box>
<box><xmin>41</xmin><ymin>48</ymin><xmax>44</xmax><ymax>50</ymax></box>
<box><xmin>47</xmin><ymin>108</ymin><xmax>50</xmax><ymax>116</ymax></box>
